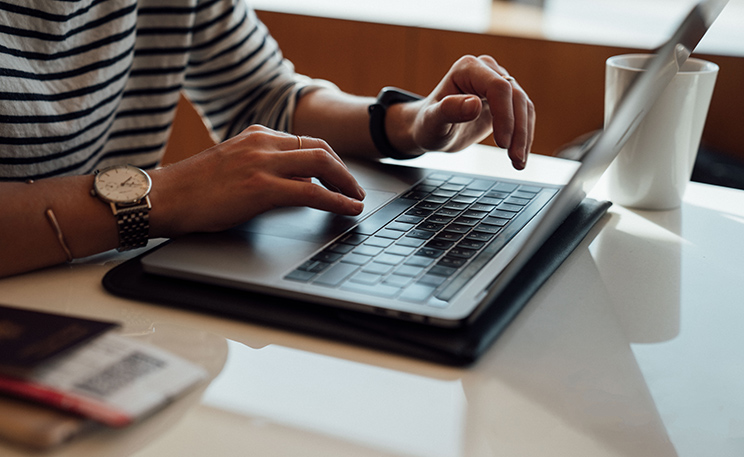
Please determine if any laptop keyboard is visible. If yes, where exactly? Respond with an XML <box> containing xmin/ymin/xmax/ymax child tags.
<box><xmin>285</xmin><ymin>172</ymin><xmax>556</xmax><ymax>307</ymax></box>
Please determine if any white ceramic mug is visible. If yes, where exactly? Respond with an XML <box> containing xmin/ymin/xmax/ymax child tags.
<box><xmin>604</xmin><ymin>54</ymin><xmax>718</xmax><ymax>210</ymax></box>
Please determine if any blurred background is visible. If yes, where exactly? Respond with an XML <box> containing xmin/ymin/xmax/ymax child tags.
<box><xmin>165</xmin><ymin>0</ymin><xmax>744</xmax><ymax>190</ymax></box>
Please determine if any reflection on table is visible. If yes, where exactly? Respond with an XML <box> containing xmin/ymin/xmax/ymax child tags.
<box><xmin>1</xmin><ymin>147</ymin><xmax>743</xmax><ymax>456</ymax></box>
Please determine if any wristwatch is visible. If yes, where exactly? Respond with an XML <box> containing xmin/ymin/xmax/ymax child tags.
<box><xmin>368</xmin><ymin>86</ymin><xmax>423</xmax><ymax>159</ymax></box>
<box><xmin>91</xmin><ymin>165</ymin><xmax>152</xmax><ymax>251</ymax></box>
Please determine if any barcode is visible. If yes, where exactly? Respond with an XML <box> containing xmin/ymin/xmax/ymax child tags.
<box><xmin>74</xmin><ymin>351</ymin><xmax>165</xmax><ymax>398</ymax></box>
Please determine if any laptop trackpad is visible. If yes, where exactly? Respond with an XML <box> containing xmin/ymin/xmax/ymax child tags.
<box><xmin>234</xmin><ymin>189</ymin><xmax>395</xmax><ymax>244</ymax></box>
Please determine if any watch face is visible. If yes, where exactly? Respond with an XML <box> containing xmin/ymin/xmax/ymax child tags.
<box><xmin>94</xmin><ymin>165</ymin><xmax>152</xmax><ymax>204</ymax></box>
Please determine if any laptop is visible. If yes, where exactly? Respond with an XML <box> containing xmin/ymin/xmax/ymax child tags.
<box><xmin>141</xmin><ymin>0</ymin><xmax>726</xmax><ymax>328</ymax></box>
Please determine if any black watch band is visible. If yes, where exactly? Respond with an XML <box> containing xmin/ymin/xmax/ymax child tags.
<box><xmin>368</xmin><ymin>87</ymin><xmax>423</xmax><ymax>159</ymax></box>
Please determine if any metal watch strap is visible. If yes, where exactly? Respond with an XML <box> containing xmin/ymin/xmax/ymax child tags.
<box><xmin>368</xmin><ymin>87</ymin><xmax>423</xmax><ymax>159</ymax></box>
<box><xmin>114</xmin><ymin>198</ymin><xmax>151</xmax><ymax>251</ymax></box>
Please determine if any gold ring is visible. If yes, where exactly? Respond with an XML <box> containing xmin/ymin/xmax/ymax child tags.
<box><xmin>296</xmin><ymin>135</ymin><xmax>303</xmax><ymax>149</ymax></box>
<box><xmin>503</xmin><ymin>75</ymin><xmax>516</xmax><ymax>83</ymax></box>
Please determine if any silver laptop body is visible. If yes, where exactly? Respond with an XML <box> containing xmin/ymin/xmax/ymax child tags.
<box><xmin>141</xmin><ymin>0</ymin><xmax>725</xmax><ymax>327</ymax></box>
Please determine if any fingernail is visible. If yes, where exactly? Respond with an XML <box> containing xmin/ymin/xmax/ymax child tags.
<box><xmin>357</xmin><ymin>185</ymin><xmax>366</xmax><ymax>200</ymax></box>
<box><xmin>463</xmin><ymin>97</ymin><xmax>480</xmax><ymax>116</ymax></box>
<box><xmin>498</xmin><ymin>134</ymin><xmax>512</xmax><ymax>150</ymax></box>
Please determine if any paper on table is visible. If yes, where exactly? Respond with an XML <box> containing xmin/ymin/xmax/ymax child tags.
<box><xmin>0</xmin><ymin>332</ymin><xmax>208</xmax><ymax>427</ymax></box>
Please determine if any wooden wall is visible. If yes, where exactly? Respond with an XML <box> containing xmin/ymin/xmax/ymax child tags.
<box><xmin>163</xmin><ymin>11</ymin><xmax>744</xmax><ymax>164</ymax></box>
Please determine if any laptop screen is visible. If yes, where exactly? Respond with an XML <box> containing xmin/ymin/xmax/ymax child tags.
<box><xmin>474</xmin><ymin>0</ymin><xmax>727</xmax><ymax>316</ymax></box>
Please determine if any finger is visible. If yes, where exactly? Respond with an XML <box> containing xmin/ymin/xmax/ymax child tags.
<box><xmin>272</xmin><ymin>148</ymin><xmax>366</xmax><ymax>201</ymax></box>
<box><xmin>238</xmin><ymin>125</ymin><xmax>308</xmax><ymax>153</ymax></box>
<box><xmin>526</xmin><ymin>97</ymin><xmax>536</xmax><ymax>163</ymax></box>
<box><xmin>290</xmin><ymin>135</ymin><xmax>347</xmax><ymax>169</ymax></box>
<box><xmin>477</xmin><ymin>55</ymin><xmax>510</xmax><ymax>79</ymax></box>
<box><xmin>231</xmin><ymin>127</ymin><xmax>365</xmax><ymax>198</ymax></box>
<box><xmin>450</xmin><ymin>57</ymin><xmax>516</xmax><ymax>149</ymax></box>
<box><xmin>479</xmin><ymin>60</ymin><xmax>518</xmax><ymax>151</ymax></box>
<box><xmin>437</xmin><ymin>94</ymin><xmax>483</xmax><ymax>124</ymax></box>
<box><xmin>505</xmin><ymin>80</ymin><xmax>533</xmax><ymax>169</ymax></box>
<box><xmin>419</xmin><ymin>94</ymin><xmax>483</xmax><ymax>149</ymax></box>
<box><xmin>477</xmin><ymin>56</ymin><xmax>534</xmax><ymax>168</ymax></box>
<box><xmin>489</xmin><ymin>78</ymin><xmax>516</xmax><ymax>151</ymax></box>
<box><xmin>270</xmin><ymin>178</ymin><xmax>364</xmax><ymax>216</ymax></box>
<box><xmin>243</xmin><ymin>124</ymin><xmax>346</xmax><ymax>167</ymax></box>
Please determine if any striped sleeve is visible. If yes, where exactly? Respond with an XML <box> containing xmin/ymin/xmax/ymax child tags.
<box><xmin>0</xmin><ymin>0</ymin><xmax>335</xmax><ymax>181</ymax></box>
<box><xmin>180</xmin><ymin>0</ymin><xmax>335</xmax><ymax>141</ymax></box>
<box><xmin>0</xmin><ymin>0</ymin><xmax>141</xmax><ymax>180</ymax></box>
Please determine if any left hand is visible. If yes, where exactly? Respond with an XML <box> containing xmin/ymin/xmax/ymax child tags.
<box><xmin>394</xmin><ymin>55</ymin><xmax>535</xmax><ymax>170</ymax></box>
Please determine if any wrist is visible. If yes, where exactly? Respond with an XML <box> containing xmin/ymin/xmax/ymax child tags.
<box><xmin>91</xmin><ymin>165</ymin><xmax>152</xmax><ymax>251</ymax></box>
<box><xmin>385</xmin><ymin>102</ymin><xmax>426</xmax><ymax>158</ymax></box>
<box><xmin>368</xmin><ymin>87</ymin><xmax>425</xmax><ymax>159</ymax></box>
<box><xmin>146</xmin><ymin>168</ymin><xmax>179</xmax><ymax>239</ymax></box>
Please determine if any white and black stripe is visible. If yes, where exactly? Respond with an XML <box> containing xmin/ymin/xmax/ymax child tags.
<box><xmin>0</xmin><ymin>0</ymin><xmax>328</xmax><ymax>181</ymax></box>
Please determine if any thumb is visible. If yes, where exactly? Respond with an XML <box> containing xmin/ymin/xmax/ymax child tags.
<box><xmin>436</xmin><ymin>94</ymin><xmax>483</xmax><ymax>124</ymax></box>
<box><xmin>417</xmin><ymin>94</ymin><xmax>485</xmax><ymax>151</ymax></box>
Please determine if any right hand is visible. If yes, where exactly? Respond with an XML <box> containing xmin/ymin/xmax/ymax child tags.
<box><xmin>149</xmin><ymin>125</ymin><xmax>366</xmax><ymax>237</ymax></box>
<box><xmin>390</xmin><ymin>55</ymin><xmax>535</xmax><ymax>170</ymax></box>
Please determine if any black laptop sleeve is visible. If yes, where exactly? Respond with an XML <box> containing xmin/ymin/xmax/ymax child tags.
<box><xmin>103</xmin><ymin>198</ymin><xmax>611</xmax><ymax>366</ymax></box>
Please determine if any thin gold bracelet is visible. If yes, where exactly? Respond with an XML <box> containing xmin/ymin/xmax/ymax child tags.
<box><xmin>45</xmin><ymin>208</ymin><xmax>74</xmax><ymax>263</ymax></box>
<box><xmin>25</xmin><ymin>179</ymin><xmax>74</xmax><ymax>262</ymax></box>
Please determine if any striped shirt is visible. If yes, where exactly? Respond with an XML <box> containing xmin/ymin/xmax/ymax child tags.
<box><xmin>0</xmin><ymin>0</ymin><xmax>328</xmax><ymax>181</ymax></box>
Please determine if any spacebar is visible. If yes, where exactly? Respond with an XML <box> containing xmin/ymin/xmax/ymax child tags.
<box><xmin>435</xmin><ymin>190</ymin><xmax>554</xmax><ymax>302</ymax></box>
<box><xmin>353</xmin><ymin>197</ymin><xmax>417</xmax><ymax>235</ymax></box>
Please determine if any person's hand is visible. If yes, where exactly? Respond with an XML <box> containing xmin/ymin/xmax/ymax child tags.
<box><xmin>396</xmin><ymin>55</ymin><xmax>535</xmax><ymax>170</ymax></box>
<box><xmin>149</xmin><ymin>125</ymin><xmax>366</xmax><ymax>237</ymax></box>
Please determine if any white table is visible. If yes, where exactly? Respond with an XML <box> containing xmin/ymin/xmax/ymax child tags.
<box><xmin>2</xmin><ymin>146</ymin><xmax>743</xmax><ymax>457</ymax></box>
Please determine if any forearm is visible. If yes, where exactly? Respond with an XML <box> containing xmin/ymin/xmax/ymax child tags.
<box><xmin>0</xmin><ymin>124</ymin><xmax>367</xmax><ymax>279</ymax></box>
<box><xmin>292</xmin><ymin>88</ymin><xmax>422</xmax><ymax>160</ymax></box>
<box><xmin>0</xmin><ymin>177</ymin><xmax>118</xmax><ymax>277</ymax></box>
<box><xmin>0</xmin><ymin>171</ymin><xmax>177</xmax><ymax>278</ymax></box>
